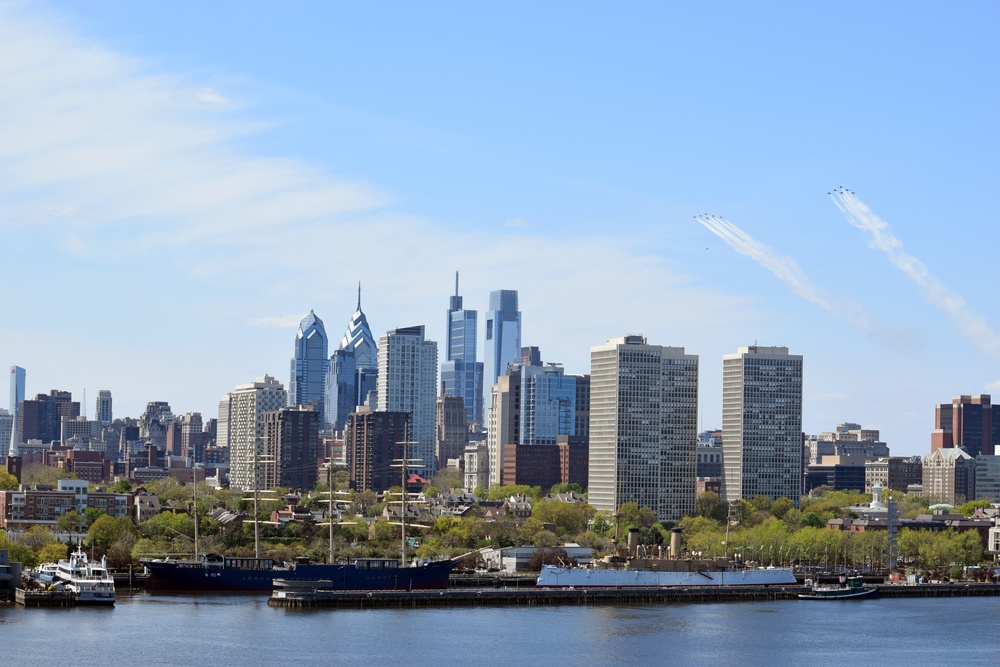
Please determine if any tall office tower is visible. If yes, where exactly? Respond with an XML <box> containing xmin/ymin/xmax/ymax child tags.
<box><xmin>440</xmin><ymin>273</ymin><xmax>484</xmax><ymax>424</ymax></box>
<box><xmin>435</xmin><ymin>394</ymin><xmax>468</xmax><ymax>470</ymax></box>
<box><xmin>482</xmin><ymin>290</ymin><xmax>521</xmax><ymax>410</ymax></box>
<box><xmin>179</xmin><ymin>412</ymin><xmax>204</xmax><ymax>460</ymax></box>
<box><xmin>931</xmin><ymin>394</ymin><xmax>1000</xmax><ymax>457</ymax></box>
<box><xmin>263</xmin><ymin>405</ymin><xmax>319</xmax><ymax>490</ymax></box>
<box><xmin>345</xmin><ymin>409</ymin><xmax>409</xmax><ymax>493</ymax></box>
<box><xmin>9</xmin><ymin>366</ymin><xmax>25</xmax><ymax>414</ymax></box>
<box><xmin>0</xmin><ymin>410</ymin><xmax>12</xmax><ymax>457</ymax></box>
<box><xmin>721</xmin><ymin>345</ymin><xmax>804</xmax><ymax>507</ymax></box>
<box><xmin>587</xmin><ymin>335</ymin><xmax>699</xmax><ymax>522</ymax></box>
<box><xmin>922</xmin><ymin>447</ymin><xmax>976</xmax><ymax>505</ymax></box>
<box><xmin>227</xmin><ymin>375</ymin><xmax>288</xmax><ymax>492</ymax></box>
<box><xmin>289</xmin><ymin>310</ymin><xmax>330</xmax><ymax>424</ymax></box>
<box><xmin>19</xmin><ymin>390</ymin><xmax>80</xmax><ymax>444</ymax></box>
<box><xmin>487</xmin><ymin>374</ymin><xmax>517</xmax><ymax>486</ymax></box>
<box><xmin>216</xmin><ymin>396</ymin><xmax>232</xmax><ymax>449</ymax></box>
<box><xmin>325</xmin><ymin>287</ymin><xmax>378</xmax><ymax>431</ymax></box>
<box><xmin>95</xmin><ymin>390</ymin><xmax>113</xmax><ymax>426</ymax></box>
<box><xmin>377</xmin><ymin>325</ymin><xmax>438</xmax><ymax>477</ymax></box>
<box><xmin>139</xmin><ymin>401</ymin><xmax>173</xmax><ymax>439</ymax></box>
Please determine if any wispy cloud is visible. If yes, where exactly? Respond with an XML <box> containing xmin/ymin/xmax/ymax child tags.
<box><xmin>696</xmin><ymin>214</ymin><xmax>918</xmax><ymax>353</ymax></box>
<box><xmin>830</xmin><ymin>188</ymin><xmax>1000</xmax><ymax>361</ymax></box>
<box><xmin>0</xmin><ymin>4</ymin><xmax>386</xmax><ymax>259</ymax></box>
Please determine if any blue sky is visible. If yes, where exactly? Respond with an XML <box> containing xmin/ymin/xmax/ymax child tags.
<box><xmin>2</xmin><ymin>1</ymin><xmax>998</xmax><ymax>456</ymax></box>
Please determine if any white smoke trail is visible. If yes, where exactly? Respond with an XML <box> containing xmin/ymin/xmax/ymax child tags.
<box><xmin>696</xmin><ymin>214</ymin><xmax>917</xmax><ymax>352</ymax></box>
<box><xmin>829</xmin><ymin>188</ymin><xmax>1000</xmax><ymax>361</ymax></box>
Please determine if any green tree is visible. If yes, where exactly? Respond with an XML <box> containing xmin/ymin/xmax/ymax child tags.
<box><xmin>111</xmin><ymin>479</ymin><xmax>133</xmax><ymax>493</ymax></box>
<box><xmin>956</xmin><ymin>499</ymin><xmax>992</xmax><ymax>517</ymax></box>
<box><xmin>0</xmin><ymin>470</ymin><xmax>18</xmax><ymax>490</ymax></box>
<box><xmin>22</xmin><ymin>526</ymin><xmax>56</xmax><ymax>551</ymax></box>
<box><xmin>84</xmin><ymin>507</ymin><xmax>109</xmax><ymax>527</ymax></box>
<box><xmin>616</xmin><ymin>502</ymin><xmax>656</xmax><ymax>531</ymax></box>
<box><xmin>57</xmin><ymin>510</ymin><xmax>83</xmax><ymax>534</ymax></box>
<box><xmin>695</xmin><ymin>491</ymin><xmax>721</xmax><ymax>519</ymax></box>
<box><xmin>37</xmin><ymin>542</ymin><xmax>68</xmax><ymax>564</ymax></box>
<box><xmin>21</xmin><ymin>464</ymin><xmax>77</xmax><ymax>487</ymax></box>
<box><xmin>532</xmin><ymin>500</ymin><xmax>596</xmax><ymax>536</ymax></box>
<box><xmin>87</xmin><ymin>515</ymin><xmax>138</xmax><ymax>550</ymax></box>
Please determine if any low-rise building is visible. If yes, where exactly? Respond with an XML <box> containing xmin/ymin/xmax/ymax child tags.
<box><xmin>0</xmin><ymin>480</ymin><xmax>130</xmax><ymax>530</ymax></box>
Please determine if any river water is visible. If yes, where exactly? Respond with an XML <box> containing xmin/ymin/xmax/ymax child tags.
<box><xmin>2</xmin><ymin>591</ymin><xmax>997</xmax><ymax>665</ymax></box>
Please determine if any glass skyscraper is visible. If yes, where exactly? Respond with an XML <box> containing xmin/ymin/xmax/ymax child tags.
<box><xmin>289</xmin><ymin>310</ymin><xmax>329</xmax><ymax>424</ymax></box>
<box><xmin>9</xmin><ymin>366</ymin><xmax>25</xmax><ymax>414</ymax></box>
<box><xmin>441</xmin><ymin>273</ymin><xmax>484</xmax><ymax>424</ymax></box>
<box><xmin>325</xmin><ymin>287</ymin><xmax>378</xmax><ymax>431</ymax></box>
<box><xmin>483</xmin><ymin>289</ymin><xmax>521</xmax><ymax>410</ymax></box>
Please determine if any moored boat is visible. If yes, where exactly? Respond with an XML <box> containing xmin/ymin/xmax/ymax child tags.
<box><xmin>143</xmin><ymin>554</ymin><xmax>458</xmax><ymax>592</ymax></box>
<box><xmin>54</xmin><ymin>549</ymin><xmax>116</xmax><ymax>605</ymax></box>
<box><xmin>798</xmin><ymin>575</ymin><xmax>877</xmax><ymax>600</ymax></box>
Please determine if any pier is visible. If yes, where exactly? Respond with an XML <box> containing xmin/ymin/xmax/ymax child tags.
<box><xmin>268</xmin><ymin>582</ymin><xmax>1000</xmax><ymax>609</ymax></box>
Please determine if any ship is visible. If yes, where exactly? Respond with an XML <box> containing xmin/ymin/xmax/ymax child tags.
<box><xmin>143</xmin><ymin>554</ymin><xmax>458</xmax><ymax>592</ymax></box>
<box><xmin>51</xmin><ymin>548</ymin><xmax>116</xmax><ymax>604</ymax></box>
<box><xmin>536</xmin><ymin>526</ymin><xmax>796</xmax><ymax>589</ymax></box>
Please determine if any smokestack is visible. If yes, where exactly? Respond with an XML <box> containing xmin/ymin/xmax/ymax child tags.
<box><xmin>670</xmin><ymin>528</ymin><xmax>682</xmax><ymax>559</ymax></box>
<box><xmin>627</xmin><ymin>528</ymin><xmax>639</xmax><ymax>559</ymax></box>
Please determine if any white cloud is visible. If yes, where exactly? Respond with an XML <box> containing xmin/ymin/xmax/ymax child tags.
<box><xmin>194</xmin><ymin>86</ymin><xmax>230</xmax><ymax>106</ymax></box>
<box><xmin>503</xmin><ymin>217</ymin><xmax>528</xmax><ymax>228</ymax></box>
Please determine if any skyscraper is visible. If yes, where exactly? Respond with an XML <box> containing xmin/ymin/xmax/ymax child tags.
<box><xmin>482</xmin><ymin>290</ymin><xmax>521</xmax><ymax>410</ymax></box>
<box><xmin>722</xmin><ymin>345</ymin><xmax>804</xmax><ymax>507</ymax></box>
<box><xmin>9</xmin><ymin>366</ymin><xmax>25</xmax><ymax>414</ymax></box>
<box><xmin>95</xmin><ymin>390</ymin><xmax>113</xmax><ymax>426</ymax></box>
<box><xmin>345</xmin><ymin>409</ymin><xmax>408</xmax><ymax>493</ymax></box>
<box><xmin>931</xmin><ymin>394</ymin><xmax>999</xmax><ymax>457</ymax></box>
<box><xmin>587</xmin><ymin>335</ymin><xmax>699</xmax><ymax>522</ymax></box>
<box><xmin>289</xmin><ymin>310</ymin><xmax>329</xmax><ymax>424</ymax></box>
<box><xmin>441</xmin><ymin>272</ymin><xmax>484</xmax><ymax>424</ymax></box>
<box><xmin>263</xmin><ymin>405</ymin><xmax>319</xmax><ymax>490</ymax></box>
<box><xmin>377</xmin><ymin>325</ymin><xmax>438</xmax><ymax>477</ymax></box>
<box><xmin>226</xmin><ymin>375</ymin><xmax>288</xmax><ymax>491</ymax></box>
<box><xmin>325</xmin><ymin>286</ymin><xmax>378</xmax><ymax>431</ymax></box>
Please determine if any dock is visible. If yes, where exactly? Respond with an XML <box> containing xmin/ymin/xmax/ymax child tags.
<box><xmin>268</xmin><ymin>582</ymin><xmax>1000</xmax><ymax>609</ymax></box>
<box><xmin>15</xmin><ymin>589</ymin><xmax>77</xmax><ymax>607</ymax></box>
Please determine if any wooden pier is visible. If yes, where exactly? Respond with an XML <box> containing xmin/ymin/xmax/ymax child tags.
<box><xmin>15</xmin><ymin>589</ymin><xmax>77</xmax><ymax>607</ymax></box>
<box><xmin>268</xmin><ymin>582</ymin><xmax>1000</xmax><ymax>609</ymax></box>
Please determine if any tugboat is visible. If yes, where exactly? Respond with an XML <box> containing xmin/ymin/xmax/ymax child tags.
<box><xmin>798</xmin><ymin>575</ymin><xmax>878</xmax><ymax>600</ymax></box>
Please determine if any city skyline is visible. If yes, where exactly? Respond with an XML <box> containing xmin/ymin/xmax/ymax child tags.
<box><xmin>1</xmin><ymin>3</ymin><xmax>998</xmax><ymax>458</ymax></box>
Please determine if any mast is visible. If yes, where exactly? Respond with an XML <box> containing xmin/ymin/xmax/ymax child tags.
<box><xmin>193</xmin><ymin>452</ymin><xmax>199</xmax><ymax>561</ymax></box>
<box><xmin>390</xmin><ymin>425</ymin><xmax>421</xmax><ymax>567</ymax></box>
<box><xmin>328</xmin><ymin>462</ymin><xmax>334</xmax><ymax>564</ymax></box>
<box><xmin>253</xmin><ymin>443</ymin><xmax>260</xmax><ymax>559</ymax></box>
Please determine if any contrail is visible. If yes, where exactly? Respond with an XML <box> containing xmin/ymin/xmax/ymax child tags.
<box><xmin>829</xmin><ymin>188</ymin><xmax>1000</xmax><ymax>361</ymax></box>
<box><xmin>696</xmin><ymin>214</ymin><xmax>917</xmax><ymax>352</ymax></box>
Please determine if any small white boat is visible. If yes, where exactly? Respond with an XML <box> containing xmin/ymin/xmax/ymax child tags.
<box><xmin>55</xmin><ymin>549</ymin><xmax>116</xmax><ymax>605</ymax></box>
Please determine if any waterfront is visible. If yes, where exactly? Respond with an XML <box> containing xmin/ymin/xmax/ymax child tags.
<box><xmin>2</xmin><ymin>592</ymin><xmax>998</xmax><ymax>665</ymax></box>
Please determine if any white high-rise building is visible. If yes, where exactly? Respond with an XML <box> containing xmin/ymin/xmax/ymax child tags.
<box><xmin>722</xmin><ymin>345</ymin><xmax>804</xmax><ymax>507</ymax></box>
<box><xmin>95</xmin><ymin>390</ymin><xmax>113</xmax><ymax>426</ymax></box>
<box><xmin>216</xmin><ymin>396</ymin><xmax>231</xmax><ymax>449</ymax></box>
<box><xmin>0</xmin><ymin>409</ymin><xmax>12</xmax><ymax>458</ymax></box>
<box><xmin>227</xmin><ymin>375</ymin><xmax>287</xmax><ymax>492</ymax></box>
<box><xmin>587</xmin><ymin>335</ymin><xmax>699</xmax><ymax>522</ymax></box>
<box><xmin>377</xmin><ymin>326</ymin><xmax>438</xmax><ymax>477</ymax></box>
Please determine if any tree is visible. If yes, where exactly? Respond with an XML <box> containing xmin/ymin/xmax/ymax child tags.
<box><xmin>524</xmin><ymin>546</ymin><xmax>578</xmax><ymax>572</ymax></box>
<box><xmin>21</xmin><ymin>464</ymin><xmax>77</xmax><ymax>487</ymax></box>
<box><xmin>57</xmin><ymin>510</ymin><xmax>83</xmax><ymax>534</ymax></box>
<box><xmin>87</xmin><ymin>515</ymin><xmax>138</xmax><ymax>550</ymax></box>
<box><xmin>616</xmin><ymin>502</ymin><xmax>656</xmax><ymax>531</ymax></box>
<box><xmin>22</xmin><ymin>526</ymin><xmax>56</xmax><ymax>551</ymax></box>
<box><xmin>84</xmin><ymin>507</ymin><xmax>109</xmax><ymax>528</ymax></box>
<box><xmin>695</xmin><ymin>491</ymin><xmax>721</xmax><ymax>519</ymax></box>
<box><xmin>0</xmin><ymin>470</ymin><xmax>18</xmax><ymax>490</ymax></box>
<box><xmin>532</xmin><ymin>500</ymin><xmax>596</xmax><ymax>536</ymax></box>
<box><xmin>37</xmin><ymin>542</ymin><xmax>68</xmax><ymax>564</ymax></box>
<box><xmin>111</xmin><ymin>479</ymin><xmax>133</xmax><ymax>493</ymax></box>
<box><xmin>956</xmin><ymin>499</ymin><xmax>992</xmax><ymax>517</ymax></box>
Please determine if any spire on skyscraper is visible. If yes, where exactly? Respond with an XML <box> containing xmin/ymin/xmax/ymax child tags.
<box><xmin>357</xmin><ymin>282</ymin><xmax>362</xmax><ymax>312</ymax></box>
